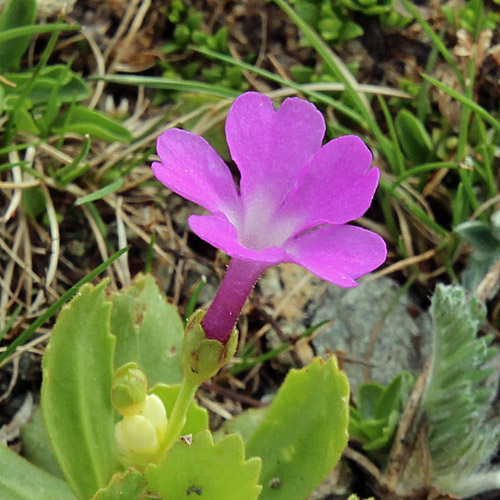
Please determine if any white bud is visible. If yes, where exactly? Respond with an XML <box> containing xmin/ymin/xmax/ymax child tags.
<box><xmin>115</xmin><ymin>415</ymin><xmax>158</xmax><ymax>455</ymax></box>
<box><xmin>138</xmin><ymin>394</ymin><xmax>168</xmax><ymax>441</ymax></box>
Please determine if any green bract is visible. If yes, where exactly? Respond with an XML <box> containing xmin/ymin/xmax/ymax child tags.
<box><xmin>182</xmin><ymin>309</ymin><xmax>238</xmax><ymax>386</ymax></box>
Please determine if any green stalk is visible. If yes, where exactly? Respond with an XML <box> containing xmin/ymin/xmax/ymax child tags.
<box><xmin>160</xmin><ymin>378</ymin><xmax>198</xmax><ymax>454</ymax></box>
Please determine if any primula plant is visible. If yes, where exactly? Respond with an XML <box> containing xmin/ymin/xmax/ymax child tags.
<box><xmin>0</xmin><ymin>93</ymin><xmax>386</xmax><ymax>500</ymax></box>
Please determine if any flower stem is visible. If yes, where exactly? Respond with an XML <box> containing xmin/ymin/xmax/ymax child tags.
<box><xmin>202</xmin><ymin>258</ymin><xmax>267</xmax><ymax>344</ymax></box>
<box><xmin>161</xmin><ymin>377</ymin><xmax>198</xmax><ymax>454</ymax></box>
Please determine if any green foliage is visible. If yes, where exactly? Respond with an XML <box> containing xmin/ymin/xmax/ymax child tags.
<box><xmin>0</xmin><ymin>248</ymin><xmax>129</xmax><ymax>366</ymax></box>
<box><xmin>339</xmin><ymin>0</ymin><xmax>392</xmax><ymax>16</ymax></box>
<box><xmin>291</xmin><ymin>0</ymin><xmax>363</xmax><ymax>46</ymax></box>
<box><xmin>20</xmin><ymin>408</ymin><xmax>64</xmax><ymax>480</ymax></box>
<box><xmin>349</xmin><ymin>372</ymin><xmax>414</xmax><ymax>453</ymax></box>
<box><xmin>92</xmin><ymin>469</ymin><xmax>156</xmax><ymax>500</ymax></box>
<box><xmin>0</xmin><ymin>444</ymin><xmax>75</xmax><ymax>500</ymax></box>
<box><xmin>110</xmin><ymin>274</ymin><xmax>184</xmax><ymax>386</ymax></box>
<box><xmin>41</xmin><ymin>281</ymin><xmax>120</xmax><ymax>499</ymax></box>
<box><xmin>0</xmin><ymin>18</ymin><xmax>128</xmax><ymax>148</ymax></box>
<box><xmin>3</xmin><ymin>65</ymin><xmax>90</xmax><ymax>105</ymax></box>
<box><xmin>52</xmin><ymin>105</ymin><xmax>132</xmax><ymax>143</ymax></box>
<box><xmin>0</xmin><ymin>0</ymin><xmax>36</xmax><ymax>71</ymax></box>
<box><xmin>455</xmin><ymin>210</ymin><xmax>500</xmax><ymax>294</ymax></box>
<box><xmin>245</xmin><ymin>357</ymin><xmax>349</xmax><ymax>500</ymax></box>
<box><xmin>160</xmin><ymin>1</ymin><xmax>247</xmax><ymax>91</ymax></box>
<box><xmin>151</xmin><ymin>384</ymin><xmax>209</xmax><ymax>436</ymax></box>
<box><xmin>145</xmin><ymin>430</ymin><xmax>262</xmax><ymax>500</ymax></box>
<box><xmin>395</xmin><ymin>109</ymin><xmax>433</xmax><ymax>164</ymax></box>
<box><xmin>442</xmin><ymin>0</ymin><xmax>499</xmax><ymax>36</ymax></box>
<box><xmin>22</xmin><ymin>186</ymin><xmax>46</xmax><ymax>219</ymax></box>
<box><xmin>422</xmin><ymin>284</ymin><xmax>499</xmax><ymax>486</ymax></box>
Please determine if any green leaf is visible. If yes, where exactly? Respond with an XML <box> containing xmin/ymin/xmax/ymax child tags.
<box><xmin>454</xmin><ymin>221</ymin><xmax>500</xmax><ymax>254</ymax></box>
<box><xmin>375</xmin><ymin>371</ymin><xmax>413</xmax><ymax>420</ymax></box>
<box><xmin>151</xmin><ymin>383</ymin><xmax>208</xmax><ymax>436</ymax></box>
<box><xmin>245</xmin><ymin>357</ymin><xmax>349</xmax><ymax>500</ymax></box>
<box><xmin>41</xmin><ymin>281</ymin><xmax>120</xmax><ymax>500</ymax></box>
<box><xmin>216</xmin><ymin>407</ymin><xmax>269</xmax><ymax>444</ymax></box>
<box><xmin>357</xmin><ymin>382</ymin><xmax>384</xmax><ymax>419</ymax></box>
<box><xmin>74</xmin><ymin>178</ymin><xmax>123</xmax><ymax>206</ymax></box>
<box><xmin>95</xmin><ymin>74</ymin><xmax>240</xmax><ymax>99</ymax></box>
<box><xmin>145</xmin><ymin>430</ymin><xmax>262</xmax><ymax>500</ymax></box>
<box><xmin>93</xmin><ymin>469</ymin><xmax>158</xmax><ymax>500</ymax></box>
<box><xmin>52</xmin><ymin>105</ymin><xmax>132</xmax><ymax>143</ymax></box>
<box><xmin>111</xmin><ymin>274</ymin><xmax>184</xmax><ymax>386</ymax></box>
<box><xmin>0</xmin><ymin>443</ymin><xmax>76</xmax><ymax>500</ymax></box>
<box><xmin>349</xmin><ymin>371</ymin><xmax>412</xmax><ymax>453</ymax></box>
<box><xmin>0</xmin><ymin>23</ymin><xmax>79</xmax><ymax>45</ymax></box>
<box><xmin>395</xmin><ymin>109</ymin><xmax>433</xmax><ymax>164</ymax></box>
<box><xmin>21</xmin><ymin>407</ymin><xmax>64</xmax><ymax>479</ymax></box>
<box><xmin>12</xmin><ymin>105</ymin><xmax>40</xmax><ymax>134</ymax></box>
<box><xmin>4</xmin><ymin>65</ymin><xmax>91</xmax><ymax>105</ymax></box>
<box><xmin>0</xmin><ymin>0</ymin><xmax>36</xmax><ymax>71</ymax></box>
<box><xmin>22</xmin><ymin>187</ymin><xmax>46</xmax><ymax>219</ymax></box>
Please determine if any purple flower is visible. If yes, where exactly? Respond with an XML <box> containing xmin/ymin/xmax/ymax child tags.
<box><xmin>153</xmin><ymin>92</ymin><xmax>386</xmax><ymax>343</ymax></box>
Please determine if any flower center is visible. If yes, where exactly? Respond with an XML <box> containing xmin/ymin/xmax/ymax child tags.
<box><xmin>238</xmin><ymin>190</ymin><xmax>300</xmax><ymax>250</ymax></box>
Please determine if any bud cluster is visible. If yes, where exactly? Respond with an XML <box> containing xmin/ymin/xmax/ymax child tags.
<box><xmin>111</xmin><ymin>362</ymin><xmax>167</xmax><ymax>468</ymax></box>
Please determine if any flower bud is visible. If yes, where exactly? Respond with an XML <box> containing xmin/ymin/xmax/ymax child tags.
<box><xmin>111</xmin><ymin>362</ymin><xmax>148</xmax><ymax>416</ymax></box>
<box><xmin>182</xmin><ymin>309</ymin><xmax>238</xmax><ymax>385</ymax></box>
<box><xmin>114</xmin><ymin>394</ymin><xmax>168</xmax><ymax>469</ymax></box>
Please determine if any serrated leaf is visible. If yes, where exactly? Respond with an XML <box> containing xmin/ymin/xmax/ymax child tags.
<box><xmin>150</xmin><ymin>384</ymin><xmax>208</xmax><ymax>436</ymax></box>
<box><xmin>245</xmin><ymin>357</ymin><xmax>349</xmax><ymax>500</ymax></box>
<box><xmin>395</xmin><ymin>109</ymin><xmax>433</xmax><ymax>164</ymax></box>
<box><xmin>52</xmin><ymin>105</ymin><xmax>132</xmax><ymax>143</ymax></box>
<box><xmin>145</xmin><ymin>430</ymin><xmax>262</xmax><ymax>500</ymax></box>
<box><xmin>0</xmin><ymin>443</ymin><xmax>75</xmax><ymax>500</ymax></box>
<box><xmin>41</xmin><ymin>281</ymin><xmax>120</xmax><ymax>500</ymax></box>
<box><xmin>92</xmin><ymin>468</ymin><xmax>158</xmax><ymax>500</ymax></box>
<box><xmin>111</xmin><ymin>274</ymin><xmax>184</xmax><ymax>386</ymax></box>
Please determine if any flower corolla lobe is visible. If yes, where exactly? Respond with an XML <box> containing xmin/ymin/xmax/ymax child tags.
<box><xmin>153</xmin><ymin>92</ymin><xmax>386</xmax><ymax>287</ymax></box>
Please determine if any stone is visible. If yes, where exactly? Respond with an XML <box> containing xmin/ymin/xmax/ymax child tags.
<box><xmin>309</xmin><ymin>276</ymin><xmax>432</xmax><ymax>392</ymax></box>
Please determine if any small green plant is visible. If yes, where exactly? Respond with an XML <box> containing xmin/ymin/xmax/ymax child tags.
<box><xmin>159</xmin><ymin>0</ymin><xmax>247</xmax><ymax>91</ymax></box>
<box><xmin>339</xmin><ymin>0</ymin><xmax>411</xmax><ymax>27</ymax></box>
<box><xmin>349</xmin><ymin>371</ymin><xmax>414</xmax><ymax>456</ymax></box>
<box><xmin>0</xmin><ymin>0</ymin><xmax>131</xmax><ymax>146</ymax></box>
<box><xmin>290</xmin><ymin>0</ymin><xmax>363</xmax><ymax>46</ymax></box>
<box><xmin>442</xmin><ymin>0</ymin><xmax>499</xmax><ymax>36</ymax></box>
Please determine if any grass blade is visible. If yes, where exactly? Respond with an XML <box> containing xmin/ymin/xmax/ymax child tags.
<box><xmin>0</xmin><ymin>246</ymin><xmax>130</xmax><ymax>366</ymax></box>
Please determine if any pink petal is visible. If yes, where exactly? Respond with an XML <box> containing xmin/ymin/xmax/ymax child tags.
<box><xmin>284</xmin><ymin>225</ymin><xmax>387</xmax><ymax>288</ymax></box>
<box><xmin>225</xmin><ymin>92</ymin><xmax>325</xmax><ymax>208</ymax></box>
<box><xmin>188</xmin><ymin>214</ymin><xmax>286</xmax><ymax>263</ymax></box>
<box><xmin>279</xmin><ymin>136</ymin><xmax>379</xmax><ymax>232</ymax></box>
<box><xmin>153</xmin><ymin>128</ymin><xmax>240</xmax><ymax>220</ymax></box>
